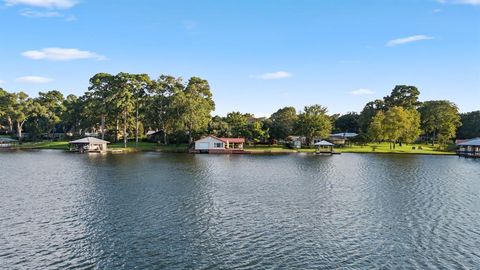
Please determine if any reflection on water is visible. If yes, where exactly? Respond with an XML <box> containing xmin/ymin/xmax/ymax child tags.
<box><xmin>1</xmin><ymin>151</ymin><xmax>480</xmax><ymax>269</ymax></box>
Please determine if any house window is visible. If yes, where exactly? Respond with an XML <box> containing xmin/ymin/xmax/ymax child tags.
<box><xmin>214</xmin><ymin>143</ymin><xmax>223</xmax><ymax>148</ymax></box>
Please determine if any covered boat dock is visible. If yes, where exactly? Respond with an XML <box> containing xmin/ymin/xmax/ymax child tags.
<box><xmin>69</xmin><ymin>137</ymin><xmax>110</xmax><ymax>153</ymax></box>
<box><xmin>457</xmin><ymin>138</ymin><xmax>480</xmax><ymax>158</ymax></box>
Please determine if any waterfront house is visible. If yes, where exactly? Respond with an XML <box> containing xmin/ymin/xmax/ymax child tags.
<box><xmin>457</xmin><ymin>138</ymin><xmax>480</xmax><ymax>158</ymax></box>
<box><xmin>328</xmin><ymin>132</ymin><xmax>358</xmax><ymax>145</ymax></box>
<box><xmin>286</xmin><ymin>136</ymin><xmax>306</xmax><ymax>149</ymax></box>
<box><xmin>0</xmin><ymin>138</ymin><xmax>18</xmax><ymax>148</ymax></box>
<box><xmin>69</xmin><ymin>137</ymin><xmax>110</xmax><ymax>153</ymax></box>
<box><xmin>193</xmin><ymin>135</ymin><xmax>245</xmax><ymax>153</ymax></box>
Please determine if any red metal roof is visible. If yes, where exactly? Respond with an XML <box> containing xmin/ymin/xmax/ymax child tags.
<box><xmin>218</xmin><ymin>137</ymin><xmax>245</xmax><ymax>143</ymax></box>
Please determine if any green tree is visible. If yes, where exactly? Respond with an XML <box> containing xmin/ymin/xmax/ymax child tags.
<box><xmin>174</xmin><ymin>77</ymin><xmax>215</xmax><ymax>143</ymax></box>
<box><xmin>10</xmin><ymin>92</ymin><xmax>34</xmax><ymax>141</ymax></box>
<box><xmin>359</xmin><ymin>99</ymin><xmax>385</xmax><ymax>133</ymax></box>
<box><xmin>208</xmin><ymin>115</ymin><xmax>231</xmax><ymax>137</ymax></box>
<box><xmin>334</xmin><ymin>112</ymin><xmax>360</xmax><ymax>133</ymax></box>
<box><xmin>457</xmin><ymin>111</ymin><xmax>480</xmax><ymax>139</ymax></box>
<box><xmin>86</xmin><ymin>73</ymin><xmax>115</xmax><ymax>140</ymax></box>
<box><xmin>369</xmin><ymin>106</ymin><xmax>421</xmax><ymax>149</ymax></box>
<box><xmin>269</xmin><ymin>106</ymin><xmax>297</xmax><ymax>140</ymax></box>
<box><xmin>145</xmin><ymin>75</ymin><xmax>184</xmax><ymax>144</ymax></box>
<box><xmin>36</xmin><ymin>90</ymin><xmax>65</xmax><ymax>138</ymax></box>
<box><xmin>384</xmin><ymin>85</ymin><xmax>421</xmax><ymax>109</ymax></box>
<box><xmin>225</xmin><ymin>112</ymin><xmax>251</xmax><ymax>138</ymax></box>
<box><xmin>419</xmin><ymin>100</ymin><xmax>461</xmax><ymax>145</ymax></box>
<box><xmin>295</xmin><ymin>105</ymin><xmax>332</xmax><ymax>145</ymax></box>
<box><xmin>249</xmin><ymin>119</ymin><xmax>270</xmax><ymax>145</ymax></box>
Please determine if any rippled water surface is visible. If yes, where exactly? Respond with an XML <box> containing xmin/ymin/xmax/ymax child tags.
<box><xmin>1</xmin><ymin>151</ymin><xmax>480</xmax><ymax>269</ymax></box>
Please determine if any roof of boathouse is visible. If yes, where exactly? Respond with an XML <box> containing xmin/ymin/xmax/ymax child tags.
<box><xmin>0</xmin><ymin>137</ymin><xmax>18</xmax><ymax>143</ymax></box>
<box><xmin>314</xmin><ymin>140</ymin><xmax>335</xmax><ymax>146</ymax></box>
<box><xmin>69</xmin><ymin>137</ymin><xmax>110</xmax><ymax>144</ymax></box>
<box><xmin>457</xmin><ymin>138</ymin><xmax>480</xmax><ymax>146</ymax></box>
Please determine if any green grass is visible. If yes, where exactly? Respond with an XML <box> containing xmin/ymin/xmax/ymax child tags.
<box><xmin>246</xmin><ymin>142</ymin><xmax>454</xmax><ymax>155</ymax></box>
<box><xmin>16</xmin><ymin>140</ymin><xmax>453</xmax><ymax>155</ymax></box>
<box><xmin>18</xmin><ymin>141</ymin><xmax>70</xmax><ymax>150</ymax></box>
<box><xmin>17</xmin><ymin>140</ymin><xmax>189</xmax><ymax>152</ymax></box>
<box><xmin>337</xmin><ymin>143</ymin><xmax>453</xmax><ymax>155</ymax></box>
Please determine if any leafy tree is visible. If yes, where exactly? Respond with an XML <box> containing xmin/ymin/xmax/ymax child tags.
<box><xmin>61</xmin><ymin>94</ymin><xmax>83</xmax><ymax>135</ymax></box>
<box><xmin>225</xmin><ymin>112</ymin><xmax>252</xmax><ymax>138</ymax></box>
<box><xmin>86</xmin><ymin>73</ymin><xmax>115</xmax><ymax>140</ymax></box>
<box><xmin>145</xmin><ymin>75</ymin><xmax>184</xmax><ymax>144</ymax></box>
<box><xmin>384</xmin><ymin>85</ymin><xmax>421</xmax><ymax>109</ymax></box>
<box><xmin>295</xmin><ymin>105</ymin><xmax>332</xmax><ymax>145</ymax></box>
<box><xmin>419</xmin><ymin>100</ymin><xmax>461</xmax><ymax>145</ymax></box>
<box><xmin>0</xmin><ymin>88</ymin><xmax>15</xmax><ymax>133</ymax></box>
<box><xmin>369</xmin><ymin>106</ymin><xmax>421</xmax><ymax>148</ymax></box>
<box><xmin>249</xmin><ymin>119</ymin><xmax>270</xmax><ymax>145</ymax></box>
<box><xmin>359</xmin><ymin>99</ymin><xmax>385</xmax><ymax>133</ymax></box>
<box><xmin>113</xmin><ymin>73</ymin><xmax>136</xmax><ymax>148</ymax></box>
<box><xmin>208</xmin><ymin>115</ymin><xmax>231</xmax><ymax>137</ymax></box>
<box><xmin>10</xmin><ymin>92</ymin><xmax>34</xmax><ymax>141</ymax></box>
<box><xmin>174</xmin><ymin>77</ymin><xmax>215</xmax><ymax>143</ymax></box>
<box><xmin>36</xmin><ymin>90</ymin><xmax>65</xmax><ymax>138</ymax></box>
<box><xmin>269</xmin><ymin>106</ymin><xmax>297</xmax><ymax>140</ymax></box>
<box><xmin>334</xmin><ymin>112</ymin><xmax>360</xmax><ymax>133</ymax></box>
<box><xmin>457</xmin><ymin>111</ymin><xmax>480</xmax><ymax>139</ymax></box>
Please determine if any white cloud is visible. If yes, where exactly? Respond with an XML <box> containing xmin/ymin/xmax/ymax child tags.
<box><xmin>386</xmin><ymin>35</ymin><xmax>434</xmax><ymax>47</ymax></box>
<box><xmin>254</xmin><ymin>71</ymin><xmax>292</xmax><ymax>80</ymax></box>
<box><xmin>438</xmin><ymin>0</ymin><xmax>480</xmax><ymax>5</ymax></box>
<box><xmin>20</xmin><ymin>8</ymin><xmax>75</xmax><ymax>20</ymax></box>
<box><xmin>350</xmin><ymin>89</ymin><xmax>374</xmax><ymax>96</ymax></box>
<box><xmin>21</xmin><ymin>48</ymin><xmax>106</xmax><ymax>61</ymax></box>
<box><xmin>4</xmin><ymin>0</ymin><xmax>77</xmax><ymax>9</ymax></box>
<box><xmin>16</xmin><ymin>76</ymin><xmax>53</xmax><ymax>84</ymax></box>
<box><xmin>0</xmin><ymin>79</ymin><xmax>4</xmax><ymax>84</ymax></box>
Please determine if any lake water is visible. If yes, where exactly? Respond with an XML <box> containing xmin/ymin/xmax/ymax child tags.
<box><xmin>1</xmin><ymin>151</ymin><xmax>480</xmax><ymax>269</ymax></box>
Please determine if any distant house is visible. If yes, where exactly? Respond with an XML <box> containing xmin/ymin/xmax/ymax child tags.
<box><xmin>193</xmin><ymin>135</ymin><xmax>245</xmax><ymax>153</ymax></box>
<box><xmin>327</xmin><ymin>132</ymin><xmax>358</xmax><ymax>145</ymax></box>
<box><xmin>69</xmin><ymin>137</ymin><xmax>110</xmax><ymax>153</ymax></box>
<box><xmin>457</xmin><ymin>138</ymin><xmax>480</xmax><ymax>158</ymax></box>
<box><xmin>286</xmin><ymin>136</ymin><xmax>306</xmax><ymax>149</ymax></box>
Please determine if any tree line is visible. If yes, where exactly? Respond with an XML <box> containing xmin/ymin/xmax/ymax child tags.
<box><xmin>1</xmin><ymin>74</ymin><xmax>479</xmax><ymax>147</ymax></box>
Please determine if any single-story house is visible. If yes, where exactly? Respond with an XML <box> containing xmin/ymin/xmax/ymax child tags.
<box><xmin>69</xmin><ymin>137</ymin><xmax>110</xmax><ymax>153</ymax></box>
<box><xmin>194</xmin><ymin>135</ymin><xmax>245</xmax><ymax>153</ymax></box>
<box><xmin>457</xmin><ymin>138</ymin><xmax>480</xmax><ymax>158</ymax></box>
<box><xmin>327</xmin><ymin>132</ymin><xmax>358</xmax><ymax>145</ymax></box>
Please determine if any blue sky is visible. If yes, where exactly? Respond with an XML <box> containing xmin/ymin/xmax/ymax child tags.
<box><xmin>0</xmin><ymin>0</ymin><xmax>479</xmax><ymax>116</ymax></box>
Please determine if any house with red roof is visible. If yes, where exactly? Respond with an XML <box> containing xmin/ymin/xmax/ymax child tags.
<box><xmin>193</xmin><ymin>135</ymin><xmax>245</xmax><ymax>153</ymax></box>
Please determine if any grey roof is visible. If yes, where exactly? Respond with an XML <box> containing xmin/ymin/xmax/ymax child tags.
<box><xmin>314</xmin><ymin>140</ymin><xmax>335</xmax><ymax>146</ymax></box>
<box><xmin>69</xmin><ymin>137</ymin><xmax>110</xmax><ymax>144</ymax></box>
<box><xmin>0</xmin><ymin>138</ymin><xmax>18</xmax><ymax>143</ymax></box>
<box><xmin>457</xmin><ymin>138</ymin><xmax>480</xmax><ymax>146</ymax></box>
<box><xmin>330</xmin><ymin>132</ymin><xmax>358</xmax><ymax>138</ymax></box>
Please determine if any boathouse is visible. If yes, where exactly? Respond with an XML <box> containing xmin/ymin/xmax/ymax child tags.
<box><xmin>314</xmin><ymin>140</ymin><xmax>335</xmax><ymax>155</ymax></box>
<box><xmin>0</xmin><ymin>138</ymin><xmax>18</xmax><ymax>148</ymax></box>
<box><xmin>193</xmin><ymin>135</ymin><xmax>245</xmax><ymax>153</ymax></box>
<box><xmin>457</xmin><ymin>138</ymin><xmax>480</xmax><ymax>158</ymax></box>
<box><xmin>69</xmin><ymin>137</ymin><xmax>110</xmax><ymax>153</ymax></box>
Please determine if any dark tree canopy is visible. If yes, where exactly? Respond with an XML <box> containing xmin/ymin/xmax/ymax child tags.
<box><xmin>457</xmin><ymin>111</ymin><xmax>480</xmax><ymax>139</ymax></box>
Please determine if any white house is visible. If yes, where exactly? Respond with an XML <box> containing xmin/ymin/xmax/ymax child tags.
<box><xmin>194</xmin><ymin>135</ymin><xmax>245</xmax><ymax>153</ymax></box>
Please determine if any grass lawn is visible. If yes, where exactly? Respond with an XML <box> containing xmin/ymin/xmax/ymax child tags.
<box><xmin>17</xmin><ymin>140</ymin><xmax>189</xmax><ymax>152</ymax></box>
<box><xmin>246</xmin><ymin>142</ymin><xmax>454</xmax><ymax>155</ymax></box>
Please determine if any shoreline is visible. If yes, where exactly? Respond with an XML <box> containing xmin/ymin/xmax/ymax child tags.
<box><xmin>3</xmin><ymin>146</ymin><xmax>456</xmax><ymax>156</ymax></box>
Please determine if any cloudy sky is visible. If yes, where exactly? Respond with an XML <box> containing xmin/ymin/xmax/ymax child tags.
<box><xmin>0</xmin><ymin>0</ymin><xmax>479</xmax><ymax>116</ymax></box>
